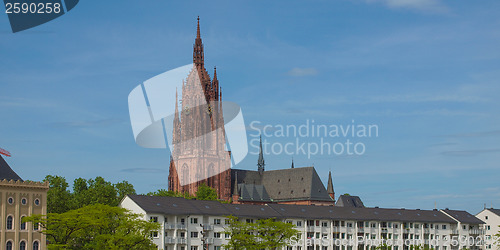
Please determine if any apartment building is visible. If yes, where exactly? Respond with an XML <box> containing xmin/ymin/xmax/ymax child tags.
<box><xmin>475</xmin><ymin>208</ymin><xmax>500</xmax><ymax>249</ymax></box>
<box><xmin>120</xmin><ymin>195</ymin><xmax>484</xmax><ymax>250</ymax></box>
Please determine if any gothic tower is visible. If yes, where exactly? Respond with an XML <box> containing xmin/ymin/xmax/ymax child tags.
<box><xmin>168</xmin><ymin>17</ymin><xmax>232</xmax><ymax>200</ymax></box>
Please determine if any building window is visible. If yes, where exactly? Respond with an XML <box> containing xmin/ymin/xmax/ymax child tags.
<box><xmin>225</xmin><ymin>233</ymin><xmax>230</xmax><ymax>239</ymax></box>
<box><xmin>150</xmin><ymin>216</ymin><xmax>158</xmax><ymax>223</ymax></box>
<box><xmin>214</xmin><ymin>232</ymin><xmax>221</xmax><ymax>238</ymax></box>
<box><xmin>191</xmin><ymin>247</ymin><xmax>198</xmax><ymax>250</ymax></box>
<box><xmin>191</xmin><ymin>232</ymin><xmax>198</xmax><ymax>238</ymax></box>
<box><xmin>33</xmin><ymin>222</ymin><xmax>39</xmax><ymax>231</ymax></box>
<box><xmin>8</xmin><ymin>197</ymin><xmax>14</xmax><ymax>204</ymax></box>
<box><xmin>20</xmin><ymin>216</ymin><xmax>26</xmax><ymax>230</ymax></box>
<box><xmin>34</xmin><ymin>199</ymin><xmax>40</xmax><ymax>206</ymax></box>
<box><xmin>246</xmin><ymin>219</ymin><xmax>254</xmax><ymax>223</ymax></box>
<box><xmin>20</xmin><ymin>241</ymin><xmax>26</xmax><ymax>250</ymax></box>
<box><xmin>214</xmin><ymin>219</ymin><xmax>221</xmax><ymax>225</ymax></box>
<box><xmin>190</xmin><ymin>218</ymin><xmax>198</xmax><ymax>224</ymax></box>
<box><xmin>151</xmin><ymin>231</ymin><xmax>159</xmax><ymax>238</ymax></box>
<box><xmin>442</xmin><ymin>225</ymin><xmax>447</xmax><ymax>230</ymax></box>
<box><xmin>485</xmin><ymin>216</ymin><xmax>488</xmax><ymax>220</ymax></box>
<box><xmin>322</xmin><ymin>222</ymin><xmax>328</xmax><ymax>227</ymax></box>
<box><xmin>463</xmin><ymin>225</ymin><xmax>466</xmax><ymax>230</ymax></box>
<box><xmin>7</xmin><ymin>216</ymin><xmax>13</xmax><ymax>230</ymax></box>
<box><xmin>297</xmin><ymin>221</ymin><xmax>302</xmax><ymax>227</ymax></box>
<box><xmin>6</xmin><ymin>241</ymin><xmax>13</xmax><ymax>250</ymax></box>
<box><xmin>33</xmin><ymin>241</ymin><xmax>39</xmax><ymax>250</ymax></box>
<box><xmin>224</xmin><ymin>219</ymin><xmax>230</xmax><ymax>224</ymax></box>
<box><xmin>21</xmin><ymin>198</ymin><xmax>27</xmax><ymax>205</ymax></box>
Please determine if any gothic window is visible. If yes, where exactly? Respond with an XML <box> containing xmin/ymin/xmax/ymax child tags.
<box><xmin>182</xmin><ymin>164</ymin><xmax>189</xmax><ymax>185</ymax></box>
<box><xmin>207</xmin><ymin>164</ymin><xmax>215</xmax><ymax>187</ymax></box>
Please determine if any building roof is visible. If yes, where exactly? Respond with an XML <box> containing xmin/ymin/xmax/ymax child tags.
<box><xmin>0</xmin><ymin>155</ymin><xmax>23</xmax><ymax>181</ymax></box>
<box><xmin>125</xmin><ymin>195</ymin><xmax>466</xmax><ymax>223</ymax></box>
<box><xmin>336</xmin><ymin>195</ymin><xmax>365</xmax><ymax>208</ymax></box>
<box><xmin>223</xmin><ymin>203</ymin><xmax>282</xmax><ymax>219</ymax></box>
<box><xmin>231</xmin><ymin>166</ymin><xmax>333</xmax><ymax>202</ymax></box>
<box><xmin>441</xmin><ymin>209</ymin><xmax>485</xmax><ymax>224</ymax></box>
<box><xmin>487</xmin><ymin>208</ymin><xmax>500</xmax><ymax>217</ymax></box>
<box><xmin>127</xmin><ymin>195</ymin><xmax>202</xmax><ymax>215</ymax></box>
<box><xmin>238</xmin><ymin>184</ymin><xmax>271</xmax><ymax>202</ymax></box>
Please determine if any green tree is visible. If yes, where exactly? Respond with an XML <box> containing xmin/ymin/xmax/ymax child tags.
<box><xmin>195</xmin><ymin>183</ymin><xmax>218</xmax><ymax>200</ymax></box>
<box><xmin>24</xmin><ymin>204</ymin><xmax>159</xmax><ymax>250</ymax></box>
<box><xmin>223</xmin><ymin>216</ymin><xmax>299</xmax><ymax>250</ymax></box>
<box><xmin>44</xmin><ymin>175</ymin><xmax>72</xmax><ymax>213</ymax></box>
<box><xmin>115</xmin><ymin>180</ymin><xmax>136</xmax><ymax>202</ymax></box>
<box><xmin>146</xmin><ymin>188</ymin><xmax>195</xmax><ymax>199</ymax></box>
<box><xmin>43</xmin><ymin>175</ymin><xmax>137</xmax><ymax>213</ymax></box>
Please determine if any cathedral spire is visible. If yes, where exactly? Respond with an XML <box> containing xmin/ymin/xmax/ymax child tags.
<box><xmin>257</xmin><ymin>136</ymin><xmax>265</xmax><ymax>174</ymax></box>
<box><xmin>327</xmin><ymin>171</ymin><xmax>335</xmax><ymax>201</ymax></box>
<box><xmin>172</xmin><ymin>88</ymin><xmax>181</xmax><ymax>144</ymax></box>
<box><xmin>197</xmin><ymin>16</ymin><xmax>201</xmax><ymax>39</ymax></box>
<box><xmin>193</xmin><ymin>16</ymin><xmax>204</xmax><ymax>66</ymax></box>
<box><xmin>213</xmin><ymin>66</ymin><xmax>219</xmax><ymax>99</ymax></box>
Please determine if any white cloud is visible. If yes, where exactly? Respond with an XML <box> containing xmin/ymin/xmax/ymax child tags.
<box><xmin>287</xmin><ymin>67</ymin><xmax>318</xmax><ymax>77</ymax></box>
<box><xmin>366</xmin><ymin>0</ymin><xmax>448</xmax><ymax>13</ymax></box>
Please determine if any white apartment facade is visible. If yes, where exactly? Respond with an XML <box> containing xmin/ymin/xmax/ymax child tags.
<box><xmin>120</xmin><ymin>195</ymin><xmax>485</xmax><ymax>250</ymax></box>
<box><xmin>475</xmin><ymin>208</ymin><xmax>500</xmax><ymax>250</ymax></box>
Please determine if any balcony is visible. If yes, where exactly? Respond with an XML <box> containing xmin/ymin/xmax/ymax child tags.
<box><xmin>164</xmin><ymin>223</ymin><xmax>186</xmax><ymax>230</ymax></box>
<box><xmin>469</xmin><ymin>229</ymin><xmax>484</xmax><ymax>235</ymax></box>
<box><xmin>205</xmin><ymin>238</ymin><xmax>214</xmax><ymax>244</ymax></box>
<box><xmin>165</xmin><ymin>237</ymin><xmax>187</xmax><ymax>244</ymax></box>
<box><xmin>203</xmin><ymin>224</ymin><xmax>214</xmax><ymax>231</ymax></box>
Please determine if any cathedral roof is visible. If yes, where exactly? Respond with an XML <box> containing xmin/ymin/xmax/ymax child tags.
<box><xmin>335</xmin><ymin>195</ymin><xmax>365</xmax><ymax>208</ymax></box>
<box><xmin>231</xmin><ymin>166</ymin><xmax>333</xmax><ymax>202</ymax></box>
<box><xmin>0</xmin><ymin>155</ymin><xmax>23</xmax><ymax>181</ymax></box>
<box><xmin>238</xmin><ymin>183</ymin><xmax>271</xmax><ymax>202</ymax></box>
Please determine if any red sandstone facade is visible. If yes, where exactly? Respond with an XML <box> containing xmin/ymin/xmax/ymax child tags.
<box><xmin>168</xmin><ymin>18</ymin><xmax>232</xmax><ymax>200</ymax></box>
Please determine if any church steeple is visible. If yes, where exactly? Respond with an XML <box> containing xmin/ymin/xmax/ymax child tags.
<box><xmin>257</xmin><ymin>136</ymin><xmax>265</xmax><ymax>174</ymax></box>
<box><xmin>193</xmin><ymin>16</ymin><xmax>204</xmax><ymax>67</ymax></box>
<box><xmin>172</xmin><ymin>88</ymin><xmax>181</xmax><ymax>144</ymax></box>
<box><xmin>212</xmin><ymin>66</ymin><xmax>219</xmax><ymax>99</ymax></box>
<box><xmin>327</xmin><ymin>171</ymin><xmax>335</xmax><ymax>201</ymax></box>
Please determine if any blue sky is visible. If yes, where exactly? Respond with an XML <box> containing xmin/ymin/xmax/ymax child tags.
<box><xmin>1</xmin><ymin>0</ymin><xmax>499</xmax><ymax>214</ymax></box>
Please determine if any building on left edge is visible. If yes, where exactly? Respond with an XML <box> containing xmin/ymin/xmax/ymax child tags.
<box><xmin>0</xmin><ymin>154</ymin><xmax>49</xmax><ymax>250</ymax></box>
